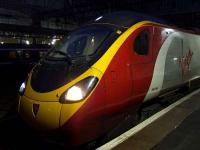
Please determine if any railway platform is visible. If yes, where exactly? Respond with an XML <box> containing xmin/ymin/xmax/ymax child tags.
<box><xmin>97</xmin><ymin>89</ymin><xmax>200</xmax><ymax>150</ymax></box>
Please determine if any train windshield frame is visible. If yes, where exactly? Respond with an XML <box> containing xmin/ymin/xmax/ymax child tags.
<box><xmin>46</xmin><ymin>25</ymin><xmax>114</xmax><ymax>62</ymax></box>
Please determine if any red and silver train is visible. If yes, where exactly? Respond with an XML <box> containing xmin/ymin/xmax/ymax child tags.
<box><xmin>18</xmin><ymin>11</ymin><xmax>200</xmax><ymax>147</ymax></box>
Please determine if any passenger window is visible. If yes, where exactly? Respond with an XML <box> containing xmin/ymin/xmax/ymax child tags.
<box><xmin>133</xmin><ymin>29</ymin><xmax>149</xmax><ymax>55</ymax></box>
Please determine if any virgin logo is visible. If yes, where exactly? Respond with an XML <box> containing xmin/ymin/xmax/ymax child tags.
<box><xmin>179</xmin><ymin>49</ymin><xmax>193</xmax><ymax>75</ymax></box>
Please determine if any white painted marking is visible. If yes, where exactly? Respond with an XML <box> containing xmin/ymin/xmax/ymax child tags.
<box><xmin>96</xmin><ymin>89</ymin><xmax>200</xmax><ymax>150</ymax></box>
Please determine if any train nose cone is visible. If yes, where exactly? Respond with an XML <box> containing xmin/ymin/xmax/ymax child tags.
<box><xmin>33</xmin><ymin>104</ymin><xmax>39</xmax><ymax>116</ymax></box>
<box><xmin>19</xmin><ymin>96</ymin><xmax>62</xmax><ymax>130</ymax></box>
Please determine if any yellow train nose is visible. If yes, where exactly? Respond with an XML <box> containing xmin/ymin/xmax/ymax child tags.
<box><xmin>18</xmin><ymin>96</ymin><xmax>62</xmax><ymax>130</ymax></box>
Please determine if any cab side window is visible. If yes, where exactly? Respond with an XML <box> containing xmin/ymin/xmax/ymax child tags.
<box><xmin>133</xmin><ymin>29</ymin><xmax>150</xmax><ymax>55</ymax></box>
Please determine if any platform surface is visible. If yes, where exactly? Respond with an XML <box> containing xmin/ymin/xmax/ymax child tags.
<box><xmin>99</xmin><ymin>90</ymin><xmax>200</xmax><ymax>150</ymax></box>
<box><xmin>152</xmin><ymin>103</ymin><xmax>200</xmax><ymax>150</ymax></box>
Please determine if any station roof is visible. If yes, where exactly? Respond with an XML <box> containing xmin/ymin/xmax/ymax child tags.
<box><xmin>92</xmin><ymin>11</ymin><xmax>169</xmax><ymax>28</ymax></box>
<box><xmin>0</xmin><ymin>0</ymin><xmax>200</xmax><ymax>34</ymax></box>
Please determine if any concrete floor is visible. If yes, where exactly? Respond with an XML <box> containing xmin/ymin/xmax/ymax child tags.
<box><xmin>112</xmin><ymin>91</ymin><xmax>200</xmax><ymax>150</ymax></box>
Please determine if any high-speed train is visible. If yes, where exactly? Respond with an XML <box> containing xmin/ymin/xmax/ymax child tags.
<box><xmin>18</xmin><ymin>11</ymin><xmax>200</xmax><ymax>147</ymax></box>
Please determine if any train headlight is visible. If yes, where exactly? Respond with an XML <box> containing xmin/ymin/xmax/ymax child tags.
<box><xmin>66</xmin><ymin>86</ymin><xmax>84</xmax><ymax>100</ymax></box>
<box><xmin>60</xmin><ymin>76</ymin><xmax>98</xmax><ymax>103</ymax></box>
<box><xmin>19</xmin><ymin>81</ymin><xmax>26</xmax><ymax>96</ymax></box>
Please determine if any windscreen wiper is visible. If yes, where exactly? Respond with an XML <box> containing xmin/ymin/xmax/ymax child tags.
<box><xmin>48</xmin><ymin>50</ymin><xmax>72</xmax><ymax>64</ymax></box>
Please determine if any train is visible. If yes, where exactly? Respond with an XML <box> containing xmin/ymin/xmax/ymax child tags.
<box><xmin>17</xmin><ymin>11</ymin><xmax>200</xmax><ymax>148</ymax></box>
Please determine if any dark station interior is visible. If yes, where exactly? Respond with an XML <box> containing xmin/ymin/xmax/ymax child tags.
<box><xmin>0</xmin><ymin>0</ymin><xmax>200</xmax><ymax>150</ymax></box>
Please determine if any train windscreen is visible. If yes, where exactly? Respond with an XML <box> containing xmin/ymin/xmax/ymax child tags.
<box><xmin>47</xmin><ymin>25</ymin><xmax>113</xmax><ymax>60</ymax></box>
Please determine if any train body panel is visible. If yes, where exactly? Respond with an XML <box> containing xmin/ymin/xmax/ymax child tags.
<box><xmin>145</xmin><ymin>29</ymin><xmax>200</xmax><ymax>101</ymax></box>
<box><xmin>59</xmin><ymin>21</ymin><xmax>153</xmax><ymax>146</ymax></box>
<box><xmin>144</xmin><ymin>30</ymin><xmax>180</xmax><ymax>101</ymax></box>
<box><xmin>184</xmin><ymin>33</ymin><xmax>200</xmax><ymax>81</ymax></box>
<box><xmin>59</xmin><ymin>22</ymin><xmax>152</xmax><ymax>146</ymax></box>
<box><xmin>19</xmin><ymin>96</ymin><xmax>62</xmax><ymax>129</ymax></box>
<box><xmin>17</xmin><ymin>12</ymin><xmax>200</xmax><ymax>147</ymax></box>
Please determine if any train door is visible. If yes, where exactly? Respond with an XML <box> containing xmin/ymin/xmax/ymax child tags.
<box><xmin>130</xmin><ymin>26</ymin><xmax>153</xmax><ymax>102</ymax></box>
<box><xmin>162</xmin><ymin>35</ymin><xmax>182</xmax><ymax>90</ymax></box>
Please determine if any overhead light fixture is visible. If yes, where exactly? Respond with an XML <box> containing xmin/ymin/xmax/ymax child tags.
<box><xmin>25</xmin><ymin>40</ymin><xmax>30</xmax><ymax>45</ymax></box>
<box><xmin>51</xmin><ymin>39</ymin><xmax>60</xmax><ymax>45</ymax></box>
<box><xmin>51</xmin><ymin>39</ymin><xmax>56</xmax><ymax>45</ymax></box>
<box><xmin>95</xmin><ymin>16</ymin><xmax>103</xmax><ymax>21</ymax></box>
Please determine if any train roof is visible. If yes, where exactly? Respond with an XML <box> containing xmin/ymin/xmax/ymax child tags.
<box><xmin>91</xmin><ymin>11</ymin><xmax>169</xmax><ymax>28</ymax></box>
